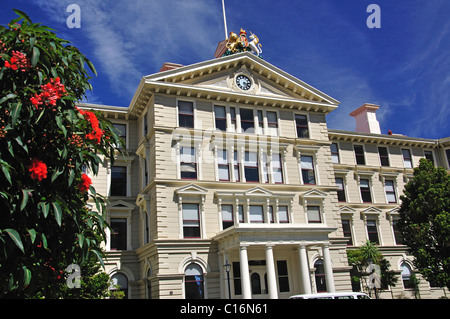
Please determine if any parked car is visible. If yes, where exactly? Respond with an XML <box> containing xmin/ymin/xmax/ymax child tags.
<box><xmin>289</xmin><ymin>292</ymin><xmax>371</xmax><ymax>299</ymax></box>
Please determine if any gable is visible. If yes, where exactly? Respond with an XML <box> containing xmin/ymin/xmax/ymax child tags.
<box><xmin>176</xmin><ymin>183</ymin><xmax>208</xmax><ymax>195</ymax></box>
<box><xmin>130</xmin><ymin>52</ymin><xmax>339</xmax><ymax>117</ymax></box>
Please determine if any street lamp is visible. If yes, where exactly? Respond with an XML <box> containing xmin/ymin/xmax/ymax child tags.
<box><xmin>224</xmin><ymin>261</ymin><xmax>231</xmax><ymax>299</ymax></box>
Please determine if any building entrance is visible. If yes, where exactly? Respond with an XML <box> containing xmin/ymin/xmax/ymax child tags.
<box><xmin>249</xmin><ymin>261</ymin><xmax>269</xmax><ymax>297</ymax></box>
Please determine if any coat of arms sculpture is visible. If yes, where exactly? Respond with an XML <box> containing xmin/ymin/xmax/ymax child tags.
<box><xmin>222</xmin><ymin>28</ymin><xmax>263</xmax><ymax>58</ymax></box>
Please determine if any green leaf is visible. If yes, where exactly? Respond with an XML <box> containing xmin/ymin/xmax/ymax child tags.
<box><xmin>86</xmin><ymin>58</ymin><xmax>97</xmax><ymax>76</ymax></box>
<box><xmin>39</xmin><ymin>202</ymin><xmax>50</xmax><ymax>218</ymax></box>
<box><xmin>22</xmin><ymin>266</ymin><xmax>32</xmax><ymax>287</ymax></box>
<box><xmin>27</xmin><ymin>228</ymin><xmax>37</xmax><ymax>244</ymax></box>
<box><xmin>0</xmin><ymin>93</ymin><xmax>17</xmax><ymax>105</ymax></box>
<box><xmin>68</xmin><ymin>169</ymin><xmax>75</xmax><ymax>187</ymax></box>
<box><xmin>52</xmin><ymin>201</ymin><xmax>62</xmax><ymax>227</ymax></box>
<box><xmin>51</xmin><ymin>168</ymin><xmax>64</xmax><ymax>183</ymax></box>
<box><xmin>78</xmin><ymin>233</ymin><xmax>84</xmax><ymax>248</ymax></box>
<box><xmin>20</xmin><ymin>189</ymin><xmax>29</xmax><ymax>211</ymax></box>
<box><xmin>1</xmin><ymin>165</ymin><xmax>12</xmax><ymax>186</ymax></box>
<box><xmin>11</xmin><ymin>101</ymin><xmax>22</xmax><ymax>126</ymax></box>
<box><xmin>31</xmin><ymin>46</ymin><xmax>40</xmax><ymax>67</ymax></box>
<box><xmin>41</xmin><ymin>233</ymin><xmax>48</xmax><ymax>249</ymax></box>
<box><xmin>4</xmin><ymin>228</ymin><xmax>24</xmax><ymax>253</ymax></box>
<box><xmin>12</xmin><ymin>9</ymin><xmax>32</xmax><ymax>24</ymax></box>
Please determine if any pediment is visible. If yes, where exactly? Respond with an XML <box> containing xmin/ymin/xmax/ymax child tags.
<box><xmin>339</xmin><ymin>206</ymin><xmax>357</xmax><ymax>214</ymax></box>
<box><xmin>245</xmin><ymin>187</ymin><xmax>273</xmax><ymax>197</ymax></box>
<box><xmin>135</xmin><ymin>52</ymin><xmax>339</xmax><ymax>116</ymax></box>
<box><xmin>175</xmin><ymin>184</ymin><xmax>208</xmax><ymax>195</ymax></box>
<box><xmin>361</xmin><ymin>206</ymin><xmax>383</xmax><ymax>215</ymax></box>
<box><xmin>301</xmin><ymin>189</ymin><xmax>328</xmax><ymax>199</ymax></box>
<box><xmin>107</xmin><ymin>200</ymin><xmax>135</xmax><ymax>211</ymax></box>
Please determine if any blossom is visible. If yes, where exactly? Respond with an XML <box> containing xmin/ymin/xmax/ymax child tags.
<box><xmin>30</xmin><ymin>77</ymin><xmax>66</xmax><ymax>109</ymax></box>
<box><xmin>28</xmin><ymin>158</ymin><xmax>48</xmax><ymax>181</ymax></box>
<box><xmin>78</xmin><ymin>108</ymin><xmax>104</xmax><ymax>144</ymax></box>
<box><xmin>4</xmin><ymin>51</ymin><xmax>31</xmax><ymax>72</ymax></box>
<box><xmin>78</xmin><ymin>173</ymin><xmax>92</xmax><ymax>193</ymax></box>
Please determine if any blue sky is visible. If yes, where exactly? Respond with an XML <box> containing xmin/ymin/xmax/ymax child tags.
<box><xmin>1</xmin><ymin>0</ymin><xmax>449</xmax><ymax>139</ymax></box>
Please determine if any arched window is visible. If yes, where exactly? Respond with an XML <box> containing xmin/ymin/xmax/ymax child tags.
<box><xmin>401</xmin><ymin>262</ymin><xmax>413</xmax><ymax>289</ymax></box>
<box><xmin>251</xmin><ymin>273</ymin><xmax>261</xmax><ymax>294</ymax></box>
<box><xmin>185</xmin><ymin>263</ymin><xmax>204</xmax><ymax>299</ymax></box>
<box><xmin>110</xmin><ymin>272</ymin><xmax>128</xmax><ymax>299</ymax></box>
<box><xmin>146</xmin><ymin>268</ymin><xmax>152</xmax><ymax>299</ymax></box>
<box><xmin>314</xmin><ymin>259</ymin><xmax>327</xmax><ymax>293</ymax></box>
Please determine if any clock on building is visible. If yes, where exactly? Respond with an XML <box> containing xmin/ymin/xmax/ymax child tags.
<box><xmin>235</xmin><ymin>74</ymin><xmax>252</xmax><ymax>91</ymax></box>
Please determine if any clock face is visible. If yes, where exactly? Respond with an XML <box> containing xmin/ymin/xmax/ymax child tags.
<box><xmin>236</xmin><ymin>74</ymin><xmax>252</xmax><ymax>90</ymax></box>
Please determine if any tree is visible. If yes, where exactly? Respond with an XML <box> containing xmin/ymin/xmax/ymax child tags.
<box><xmin>397</xmin><ymin>158</ymin><xmax>450</xmax><ymax>290</ymax></box>
<box><xmin>347</xmin><ymin>241</ymin><xmax>398</xmax><ymax>298</ymax></box>
<box><xmin>0</xmin><ymin>10</ymin><xmax>124</xmax><ymax>298</ymax></box>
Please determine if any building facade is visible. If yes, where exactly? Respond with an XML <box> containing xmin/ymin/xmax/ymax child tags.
<box><xmin>81</xmin><ymin>51</ymin><xmax>450</xmax><ymax>299</ymax></box>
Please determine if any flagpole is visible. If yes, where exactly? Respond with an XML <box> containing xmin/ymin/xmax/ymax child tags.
<box><xmin>222</xmin><ymin>0</ymin><xmax>228</xmax><ymax>39</ymax></box>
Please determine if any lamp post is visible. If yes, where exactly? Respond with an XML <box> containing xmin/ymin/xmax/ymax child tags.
<box><xmin>224</xmin><ymin>261</ymin><xmax>232</xmax><ymax>299</ymax></box>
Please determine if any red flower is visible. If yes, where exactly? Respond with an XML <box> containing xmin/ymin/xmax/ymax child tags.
<box><xmin>28</xmin><ymin>158</ymin><xmax>48</xmax><ymax>181</ymax></box>
<box><xmin>3</xmin><ymin>51</ymin><xmax>30</xmax><ymax>72</ymax></box>
<box><xmin>78</xmin><ymin>173</ymin><xmax>92</xmax><ymax>193</ymax></box>
<box><xmin>30</xmin><ymin>77</ymin><xmax>66</xmax><ymax>109</ymax></box>
<box><xmin>78</xmin><ymin>109</ymin><xmax>104</xmax><ymax>144</ymax></box>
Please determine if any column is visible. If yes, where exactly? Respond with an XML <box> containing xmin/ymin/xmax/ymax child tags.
<box><xmin>239</xmin><ymin>245</ymin><xmax>251</xmax><ymax>299</ymax></box>
<box><xmin>322</xmin><ymin>244</ymin><xmax>336</xmax><ymax>293</ymax></box>
<box><xmin>298</xmin><ymin>244</ymin><xmax>311</xmax><ymax>294</ymax></box>
<box><xmin>265</xmin><ymin>245</ymin><xmax>278</xmax><ymax>299</ymax></box>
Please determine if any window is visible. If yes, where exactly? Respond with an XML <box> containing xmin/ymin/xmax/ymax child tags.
<box><xmin>424</xmin><ymin>150</ymin><xmax>434</xmax><ymax>164</ymax></box>
<box><xmin>113</xmin><ymin>123</ymin><xmax>127</xmax><ymax>149</ymax></box>
<box><xmin>314</xmin><ymin>259</ymin><xmax>327</xmax><ymax>293</ymax></box>
<box><xmin>267</xmin><ymin>111</ymin><xmax>278</xmax><ymax>136</ymax></box>
<box><xmin>330</xmin><ymin>143</ymin><xmax>340</xmax><ymax>164</ymax></box>
<box><xmin>261</xmin><ymin>153</ymin><xmax>270</xmax><ymax>183</ymax></box>
<box><xmin>178</xmin><ymin>100</ymin><xmax>194</xmax><ymax>128</ymax></box>
<box><xmin>244</xmin><ymin>151</ymin><xmax>259</xmax><ymax>182</ymax></box>
<box><xmin>307</xmin><ymin>206</ymin><xmax>321</xmax><ymax>223</ymax></box>
<box><xmin>366</xmin><ymin>220</ymin><xmax>379</xmax><ymax>244</ymax></box>
<box><xmin>335</xmin><ymin>177</ymin><xmax>346</xmax><ymax>202</ymax></box>
<box><xmin>230</xmin><ymin>107</ymin><xmax>237</xmax><ymax>131</ymax></box>
<box><xmin>110</xmin><ymin>273</ymin><xmax>128</xmax><ymax>299</ymax></box>
<box><xmin>272</xmin><ymin>153</ymin><xmax>284</xmax><ymax>183</ymax></box>
<box><xmin>110</xmin><ymin>218</ymin><xmax>127</xmax><ymax>250</ymax></box>
<box><xmin>359</xmin><ymin>179</ymin><xmax>372</xmax><ymax>203</ymax></box>
<box><xmin>385</xmin><ymin>180</ymin><xmax>397</xmax><ymax>203</ymax></box>
<box><xmin>278</xmin><ymin>206</ymin><xmax>289</xmax><ymax>223</ymax></box>
<box><xmin>268</xmin><ymin>206</ymin><xmax>274</xmax><ymax>223</ymax></box>
<box><xmin>111</xmin><ymin>166</ymin><xmax>127</xmax><ymax>196</ymax></box>
<box><xmin>402</xmin><ymin>149</ymin><xmax>413</xmax><ymax>168</ymax></box>
<box><xmin>214</xmin><ymin>105</ymin><xmax>227</xmax><ymax>131</ymax></box>
<box><xmin>295</xmin><ymin>114</ymin><xmax>309</xmax><ymax>138</ymax></box>
<box><xmin>401</xmin><ymin>263</ymin><xmax>414</xmax><ymax>289</ymax></box>
<box><xmin>392</xmin><ymin>219</ymin><xmax>403</xmax><ymax>245</ymax></box>
<box><xmin>232</xmin><ymin>262</ymin><xmax>241</xmax><ymax>295</ymax></box>
<box><xmin>446</xmin><ymin>149</ymin><xmax>450</xmax><ymax>169</ymax></box>
<box><xmin>277</xmin><ymin>260</ymin><xmax>290</xmax><ymax>292</ymax></box>
<box><xmin>249</xmin><ymin>205</ymin><xmax>264</xmax><ymax>223</ymax></box>
<box><xmin>257</xmin><ymin>110</ymin><xmax>264</xmax><ymax>134</ymax></box>
<box><xmin>301</xmin><ymin>155</ymin><xmax>316</xmax><ymax>185</ymax></box>
<box><xmin>217</xmin><ymin>149</ymin><xmax>230</xmax><ymax>181</ymax></box>
<box><xmin>240</xmin><ymin>108</ymin><xmax>255</xmax><ymax>133</ymax></box>
<box><xmin>180</xmin><ymin>146</ymin><xmax>197</xmax><ymax>179</ymax></box>
<box><xmin>234</xmin><ymin>150</ymin><xmax>240</xmax><ymax>182</ymax></box>
<box><xmin>342</xmin><ymin>219</ymin><xmax>353</xmax><ymax>246</ymax></box>
<box><xmin>185</xmin><ymin>264</ymin><xmax>204</xmax><ymax>299</ymax></box>
<box><xmin>354</xmin><ymin>145</ymin><xmax>366</xmax><ymax>165</ymax></box>
<box><xmin>238</xmin><ymin>205</ymin><xmax>245</xmax><ymax>223</ymax></box>
<box><xmin>182</xmin><ymin>203</ymin><xmax>200</xmax><ymax>238</ymax></box>
<box><xmin>378</xmin><ymin>147</ymin><xmax>390</xmax><ymax>167</ymax></box>
<box><xmin>251</xmin><ymin>273</ymin><xmax>262</xmax><ymax>295</ymax></box>
<box><xmin>221</xmin><ymin>204</ymin><xmax>234</xmax><ymax>229</ymax></box>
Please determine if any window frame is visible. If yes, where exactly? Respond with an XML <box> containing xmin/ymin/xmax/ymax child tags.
<box><xmin>354</xmin><ymin>144</ymin><xmax>366</xmax><ymax>165</ymax></box>
<box><xmin>300</xmin><ymin>155</ymin><xmax>316</xmax><ymax>185</ymax></box>
<box><xmin>378</xmin><ymin>146</ymin><xmax>390</xmax><ymax>167</ymax></box>
<box><xmin>244</xmin><ymin>151</ymin><xmax>259</xmax><ymax>183</ymax></box>
<box><xmin>384</xmin><ymin>179</ymin><xmax>397</xmax><ymax>203</ymax></box>
<box><xmin>294</xmin><ymin>113</ymin><xmax>309</xmax><ymax>138</ymax></box>
<box><xmin>182</xmin><ymin>203</ymin><xmax>201</xmax><ymax>238</ymax></box>
<box><xmin>366</xmin><ymin>219</ymin><xmax>380</xmax><ymax>244</ymax></box>
<box><xmin>401</xmin><ymin>148</ymin><xmax>413</xmax><ymax>168</ymax></box>
<box><xmin>111</xmin><ymin>166</ymin><xmax>127</xmax><ymax>197</ymax></box>
<box><xmin>335</xmin><ymin>177</ymin><xmax>346</xmax><ymax>202</ymax></box>
<box><xmin>109</xmin><ymin>218</ymin><xmax>128</xmax><ymax>251</ymax></box>
<box><xmin>330</xmin><ymin>142</ymin><xmax>340</xmax><ymax>164</ymax></box>
<box><xmin>359</xmin><ymin>178</ymin><xmax>372</xmax><ymax>203</ymax></box>
<box><xmin>177</xmin><ymin>99</ymin><xmax>195</xmax><ymax>129</ymax></box>
<box><xmin>180</xmin><ymin>145</ymin><xmax>197</xmax><ymax>180</ymax></box>
<box><xmin>306</xmin><ymin>205</ymin><xmax>322</xmax><ymax>224</ymax></box>
<box><xmin>214</xmin><ymin>105</ymin><xmax>227</xmax><ymax>131</ymax></box>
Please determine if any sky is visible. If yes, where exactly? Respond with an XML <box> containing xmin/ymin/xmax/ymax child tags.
<box><xmin>1</xmin><ymin>0</ymin><xmax>449</xmax><ymax>139</ymax></box>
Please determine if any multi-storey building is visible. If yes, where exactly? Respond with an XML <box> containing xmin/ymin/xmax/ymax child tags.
<box><xmin>80</xmin><ymin>51</ymin><xmax>449</xmax><ymax>299</ymax></box>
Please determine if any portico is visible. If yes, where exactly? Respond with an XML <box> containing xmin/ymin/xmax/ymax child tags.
<box><xmin>215</xmin><ymin>223</ymin><xmax>337</xmax><ymax>299</ymax></box>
